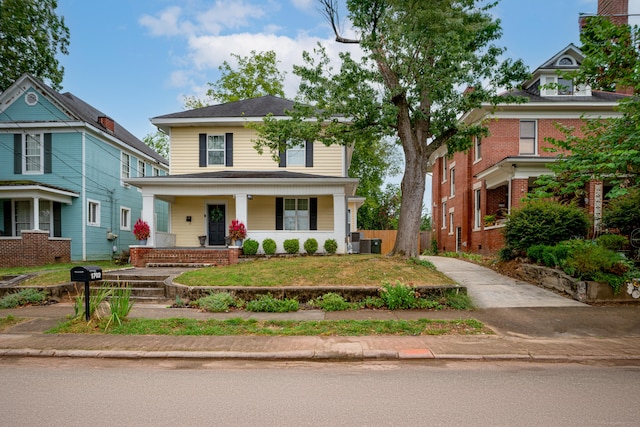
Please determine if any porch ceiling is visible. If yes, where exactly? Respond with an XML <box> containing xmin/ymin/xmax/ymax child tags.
<box><xmin>475</xmin><ymin>157</ymin><xmax>556</xmax><ymax>189</ymax></box>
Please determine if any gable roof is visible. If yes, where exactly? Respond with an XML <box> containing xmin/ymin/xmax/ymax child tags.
<box><xmin>0</xmin><ymin>74</ymin><xmax>168</xmax><ymax>166</ymax></box>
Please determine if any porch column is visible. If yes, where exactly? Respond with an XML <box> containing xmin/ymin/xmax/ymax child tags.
<box><xmin>33</xmin><ymin>197</ymin><xmax>40</xmax><ymax>230</ymax></box>
<box><xmin>333</xmin><ymin>194</ymin><xmax>346</xmax><ymax>254</ymax></box>
<box><xmin>141</xmin><ymin>193</ymin><xmax>156</xmax><ymax>246</ymax></box>
<box><xmin>235</xmin><ymin>194</ymin><xmax>249</xmax><ymax>226</ymax></box>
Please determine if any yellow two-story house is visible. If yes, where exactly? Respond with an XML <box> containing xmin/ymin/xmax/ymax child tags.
<box><xmin>127</xmin><ymin>96</ymin><xmax>363</xmax><ymax>254</ymax></box>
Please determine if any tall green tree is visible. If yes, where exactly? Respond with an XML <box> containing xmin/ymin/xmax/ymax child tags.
<box><xmin>0</xmin><ymin>0</ymin><xmax>69</xmax><ymax>91</ymax></box>
<box><xmin>534</xmin><ymin>16</ymin><xmax>640</xmax><ymax>201</ymax></box>
<box><xmin>251</xmin><ymin>0</ymin><xmax>528</xmax><ymax>257</ymax></box>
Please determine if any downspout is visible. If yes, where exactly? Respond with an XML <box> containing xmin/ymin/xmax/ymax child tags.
<box><xmin>82</xmin><ymin>131</ymin><xmax>86</xmax><ymax>261</ymax></box>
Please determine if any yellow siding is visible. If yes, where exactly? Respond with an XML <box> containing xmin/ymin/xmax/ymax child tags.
<box><xmin>317</xmin><ymin>196</ymin><xmax>333</xmax><ymax>231</ymax></box>
<box><xmin>170</xmin><ymin>126</ymin><xmax>344</xmax><ymax>176</ymax></box>
<box><xmin>247</xmin><ymin>196</ymin><xmax>275</xmax><ymax>230</ymax></box>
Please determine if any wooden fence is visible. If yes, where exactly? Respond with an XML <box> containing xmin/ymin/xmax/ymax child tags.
<box><xmin>359</xmin><ymin>230</ymin><xmax>431</xmax><ymax>255</ymax></box>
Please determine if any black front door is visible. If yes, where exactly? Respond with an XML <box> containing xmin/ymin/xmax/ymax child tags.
<box><xmin>208</xmin><ymin>204</ymin><xmax>226</xmax><ymax>246</ymax></box>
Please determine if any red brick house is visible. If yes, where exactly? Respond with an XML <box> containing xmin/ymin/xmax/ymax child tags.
<box><xmin>428</xmin><ymin>44</ymin><xmax>628</xmax><ymax>255</ymax></box>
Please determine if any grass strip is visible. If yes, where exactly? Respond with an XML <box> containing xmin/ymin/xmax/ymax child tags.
<box><xmin>0</xmin><ymin>315</ymin><xmax>24</xmax><ymax>331</ymax></box>
<box><xmin>48</xmin><ymin>317</ymin><xmax>491</xmax><ymax>336</ymax></box>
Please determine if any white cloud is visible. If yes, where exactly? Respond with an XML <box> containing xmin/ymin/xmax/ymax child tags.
<box><xmin>139</xmin><ymin>6</ymin><xmax>189</xmax><ymax>37</ymax></box>
<box><xmin>291</xmin><ymin>0</ymin><xmax>315</xmax><ymax>11</ymax></box>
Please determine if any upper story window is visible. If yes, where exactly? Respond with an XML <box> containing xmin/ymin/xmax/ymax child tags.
<box><xmin>286</xmin><ymin>143</ymin><xmax>306</xmax><ymax>166</ymax></box>
<box><xmin>121</xmin><ymin>153</ymin><xmax>130</xmax><ymax>180</ymax></box>
<box><xmin>450</xmin><ymin>167</ymin><xmax>455</xmax><ymax>197</ymax></box>
<box><xmin>557</xmin><ymin>77</ymin><xmax>574</xmax><ymax>95</ymax></box>
<box><xmin>474</xmin><ymin>136</ymin><xmax>482</xmax><ymax>161</ymax></box>
<box><xmin>207</xmin><ymin>135</ymin><xmax>226</xmax><ymax>165</ymax></box>
<box><xmin>440</xmin><ymin>156</ymin><xmax>447</xmax><ymax>183</ymax></box>
<box><xmin>557</xmin><ymin>56</ymin><xmax>575</xmax><ymax>66</ymax></box>
<box><xmin>23</xmin><ymin>133</ymin><xmax>43</xmax><ymax>174</ymax></box>
<box><xmin>153</xmin><ymin>167</ymin><xmax>160</xmax><ymax>176</ymax></box>
<box><xmin>474</xmin><ymin>189</ymin><xmax>482</xmax><ymax>229</ymax></box>
<box><xmin>138</xmin><ymin>160</ymin><xmax>146</xmax><ymax>177</ymax></box>
<box><xmin>519</xmin><ymin>120</ymin><xmax>537</xmax><ymax>155</ymax></box>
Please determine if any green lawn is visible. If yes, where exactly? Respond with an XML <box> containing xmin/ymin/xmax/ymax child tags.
<box><xmin>0</xmin><ymin>260</ymin><xmax>129</xmax><ymax>287</ymax></box>
<box><xmin>175</xmin><ymin>255</ymin><xmax>454</xmax><ymax>287</ymax></box>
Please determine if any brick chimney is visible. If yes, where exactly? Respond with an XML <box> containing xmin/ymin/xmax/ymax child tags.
<box><xmin>98</xmin><ymin>116</ymin><xmax>115</xmax><ymax>133</ymax></box>
<box><xmin>598</xmin><ymin>0</ymin><xmax>629</xmax><ymax>24</ymax></box>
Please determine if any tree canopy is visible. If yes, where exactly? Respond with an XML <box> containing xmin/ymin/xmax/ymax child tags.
<box><xmin>0</xmin><ymin>0</ymin><xmax>69</xmax><ymax>91</ymax></box>
<box><xmin>251</xmin><ymin>0</ymin><xmax>529</xmax><ymax>257</ymax></box>
<box><xmin>184</xmin><ymin>50</ymin><xmax>286</xmax><ymax>109</ymax></box>
<box><xmin>533</xmin><ymin>16</ymin><xmax>640</xmax><ymax>201</ymax></box>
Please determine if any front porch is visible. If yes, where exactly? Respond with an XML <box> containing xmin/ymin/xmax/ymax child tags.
<box><xmin>129</xmin><ymin>245</ymin><xmax>241</xmax><ymax>268</ymax></box>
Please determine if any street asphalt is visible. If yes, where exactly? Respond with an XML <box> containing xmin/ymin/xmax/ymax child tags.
<box><xmin>1</xmin><ymin>257</ymin><xmax>638</xmax><ymax>362</ymax></box>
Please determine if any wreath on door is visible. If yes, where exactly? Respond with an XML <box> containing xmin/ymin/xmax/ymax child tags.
<box><xmin>210</xmin><ymin>208</ymin><xmax>224</xmax><ymax>223</ymax></box>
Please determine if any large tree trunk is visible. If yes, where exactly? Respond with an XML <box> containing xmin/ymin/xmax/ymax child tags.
<box><xmin>390</xmin><ymin>104</ymin><xmax>429</xmax><ymax>257</ymax></box>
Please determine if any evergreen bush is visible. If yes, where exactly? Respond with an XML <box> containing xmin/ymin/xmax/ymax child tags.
<box><xmin>262</xmin><ymin>238</ymin><xmax>277</xmax><ymax>255</ymax></box>
<box><xmin>303</xmin><ymin>238</ymin><xmax>318</xmax><ymax>254</ymax></box>
<box><xmin>324</xmin><ymin>239</ymin><xmax>338</xmax><ymax>254</ymax></box>
<box><xmin>283</xmin><ymin>239</ymin><xmax>299</xmax><ymax>254</ymax></box>
<box><xmin>242</xmin><ymin>238</ymin><xmax>259</xmax><ymax>255</ymax></box>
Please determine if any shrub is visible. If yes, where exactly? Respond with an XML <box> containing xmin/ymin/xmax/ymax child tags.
<box><xmin>324</xmin><ymin>239</ymin><xmax>338</xmax><ymax>254</ymax></box>
<box><xmin>596</xmin><ymin>234</ymin><xmax>628</xmax><ymax>251</ymax></box>
<box><xmin>527</xmin><ymin>244</ymin><xmax>571</xmax><ymax>268</ymax></box>
<box><xmin>503</xmin><ymin>201</ymin><xmax>589</xmax><ymax>254</ymax></box>
<box><xmin>358</xmin><ymin>296</ymin><xmax>385</xmax><ymax>309</ymax></box>
<box><xmin>245</xmin><ymin>294</ymin><xmax>299</xmax><ymax>312</ymax></box>
<box><xmin>0</xmin><ymin>288</ymin><xmax>48</xmax><ymax>309</ymax></box>
<box><xmin>283</xmin><ymin>239</ymin><xmax>299</xmax><ymax>254</ymax></box>
<box><xmin>303</xmin><ymin>238</ymin><xmax>318</xmax><ymax>255</ymax></box>
<box><xmin>379</xmin><ymin>281</ymin><xmax>417</xmax><ymax>310</ymax></box>
<box><xmin>562</xmin><ymin>242</ymin><xmax>629</xmax><ymax>280</ymax></box>
<box><xmin>312</xmin><ymin>293</ymin><xmax>353</xmax><ymax>311</ymax></box>
<box><xmin>262</xmin><ymin>238</ymin><xmax>277</xmax><ymax>255</ymax></box>
<box><xmin>195</xmin><ymin>292</ymin><xmax>238</xmax><ymax>312</ymax></box>
<box><xmin>242</xmin><ymin>238</ymin><xmax>259</xmax><ymax>255</ymax></box>
<box><xmin>602</xmin><ymin>189</ymin><xmax>640</xmax><ymax>236</ymax></box>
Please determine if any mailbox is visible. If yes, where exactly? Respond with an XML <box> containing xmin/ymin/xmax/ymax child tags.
<box><xmin>70</xmin><ymin>266</ymin><xmax>103</xmax><ymax>321</ymax></box>
<box><xmin>70</xmin><ymin>266</ymin><xmax>103</xmax><ymax>282</ymax></box>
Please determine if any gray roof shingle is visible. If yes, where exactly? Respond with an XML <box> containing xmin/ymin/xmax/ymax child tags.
<box><xmin>153</xmin><ymin>95</ymin><xmax>295</xmax><ymax>119</ymax></box>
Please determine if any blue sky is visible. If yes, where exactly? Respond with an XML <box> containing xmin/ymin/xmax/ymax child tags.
<box><xmin>55</xmin><ymin>0</ymin><xmax>600</xmax><ymax>141</ymax></box>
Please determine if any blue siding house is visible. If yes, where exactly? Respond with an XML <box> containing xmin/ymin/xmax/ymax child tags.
<box><xmin>0</xmin><ymin>74</ymin><xmax>169</xmax><ymax>262</ymax></box>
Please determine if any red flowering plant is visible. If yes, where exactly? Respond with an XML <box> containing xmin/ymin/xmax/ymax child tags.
<box><xmin>228</xmin><ymin>219</ymin><xmax>247</xmax><ymax>241</ymax></box>
<box><xmin>133</xmin><ymin>218</ymin><xmax>150</xmax><ymax>240</ymax></box>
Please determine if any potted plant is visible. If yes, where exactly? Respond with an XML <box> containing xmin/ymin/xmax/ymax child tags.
<box><xmin>228</xmin><ymin>219</ymin><xmax>247</xmax><ymax>246</ymax></box>
<box><xmin>133</xmin><ymin>218</ymin><xmax>150</xmax><ymax>244</ymax></box>
<box><xmin>198</xmin><ymin>235</ymin><xmax>207</xmax><ymax>247</ymax></box>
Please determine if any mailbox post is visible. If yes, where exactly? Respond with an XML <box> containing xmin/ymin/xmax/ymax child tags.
<box><xmin>70</xmin><ymin>266</ymin><xmax>103</xmax><ymax>321</ymax></box>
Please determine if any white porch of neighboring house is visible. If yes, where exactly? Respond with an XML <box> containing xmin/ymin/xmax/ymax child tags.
<box><xmin>126</xmin><ymin>171</ymin><xmax>362</xmax><ymax>254</ymax></box>
<box><xmin>0</xmin><ymin>182</ymin><xmax>78</xmax><ymax>237</ymax></box>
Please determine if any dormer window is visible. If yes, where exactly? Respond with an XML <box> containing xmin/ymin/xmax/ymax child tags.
<box><xmin>557</xmin><ymin>78</ymin><xmax>574</xmax><ymax>95</ymax></box>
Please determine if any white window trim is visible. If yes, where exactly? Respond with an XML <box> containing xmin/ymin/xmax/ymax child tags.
<box><xmin>448</xmin><ymin>207</ymin><xmax>455</xmax><ymax>235</ymax></box>
<box><xmin>441</xmin><ymin>199</ymin><xmax>447</xmax><ymax>230</ymax></box>
<box><xmin>120</xmin><ymin>206</ymin><xmax>131</xmax><ymax>231</ymax></box>
<box><xmin>449</xmin><ymin>167</ymin><xmax>455</xmax><ymax>198</ymax></box>
<box><xmin>207</xmin><ymin>134</ymin><xmax>226</xmax><ymax>166</ymax></box>
<box><xmin>519</xmin><ymin>120</ymin><xmax>538</xmax><ymax>156</ymax></box>
<box><xmin>138</xmin><ymin>160</ymin><xmax>146</xmax><ymax>178</ymax></box>
<box><xmin>88</xmin><ymin>199</ymin><xmax>100</xmax><ymax>227</ymax></box>
<box><xmin>473</xmin><ymin>136</ymin><xmax>482</xmax><ymax>163</ymax></box>
<box><xmin>440</xmin><ymin>156</ymin><xmax>448</xmax><ymax>183</ymax></box>
<box><xmin>23</xmin><ymin>133</ymin><xmax>44</xmax><ymax>174</ymax></box>
<box><xmin>473</xmin><ymin>189</ymin><xmax>482</xmax><ymax>230</ymax></box>
<box><xmin>121</xmin><ymin>152</ymin><xmax>130</xmax><ymax>184</ymax></box>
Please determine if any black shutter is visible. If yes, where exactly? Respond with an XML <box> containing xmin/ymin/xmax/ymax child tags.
<box><xmin>199</xmin><ymin>133</ymin><xmax>207</xmax><ymax>167</ymax></box>
<box><xmin>275</xmin><ymin>197</ymin><xmax>284</xmax><ymax>230</ymax></box>
<box><xmin>44</xmin><ymin>133</ymin><xmax>52</xmax><ymax>174</ymax></box>
<box><xmin>14</xmin><ymin>134</ymin><xmax>21</xmax><ymax>174</ymax></box>
<box><xmin>305</xmin><ymin>140</ymin><xmax>313</xmax><ymax>167</ymax></box>
<box><xmin>53</xmin><ymin>202</ymin><xmax>62</xmax><ymax>237</ymax></box>
<box><xmin>310</xmin><ymin>197</ymin><xmax>317</xmax><ymax>230</ymax></box>
<box><xmin>225</xmin><ymin>132</ymin><xmax>233</xmax><ymax>166</ymax></box>
<box><xmin>278</xmin><ymin>149</ymin><xmax>286</xmax><ymax>167</ymax></box>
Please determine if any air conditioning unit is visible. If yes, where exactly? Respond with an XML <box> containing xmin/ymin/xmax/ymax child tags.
<box><xmin>360</xmin><ymin>239</ymin><xmax>371</xmax><ymax>254</ymax></box>
<box><xmin>351</xmin><ymin>232</ymin><xmax>363</xmax><ymax>253</ymax></box>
